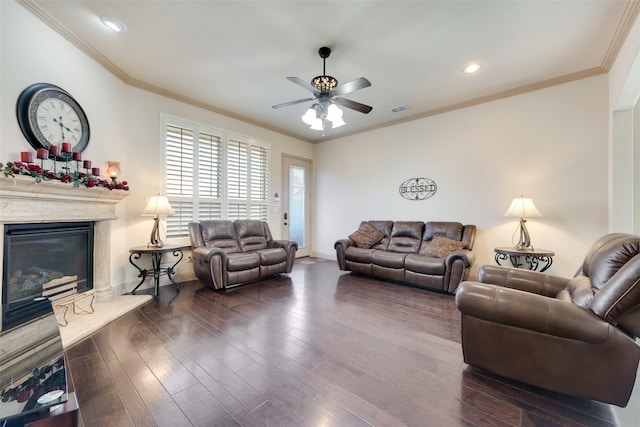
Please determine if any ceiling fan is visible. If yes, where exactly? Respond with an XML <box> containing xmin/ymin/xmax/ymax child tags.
<box><xmin>272</xmin><ymin>47</ymin><xmax>372</xmax><ymax>130</ymax></box>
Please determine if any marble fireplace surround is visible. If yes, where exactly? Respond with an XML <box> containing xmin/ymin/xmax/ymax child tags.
<box><xmin>0</xmin><ymin>176</ymin><xmax>151</xmax><ymax>347</ymax></box>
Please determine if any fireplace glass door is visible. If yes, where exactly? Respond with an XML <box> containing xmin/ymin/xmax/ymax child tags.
<box><xmin>2</xmin><ymin>222</ymin><xmax>94</xmax><ymax>317</ymax></box>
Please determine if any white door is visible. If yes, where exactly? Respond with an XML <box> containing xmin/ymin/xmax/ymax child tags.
<box><xmin>282</xmin><ymin>155</ymin><xmax>312</xmax><ymax>257</ymax></box>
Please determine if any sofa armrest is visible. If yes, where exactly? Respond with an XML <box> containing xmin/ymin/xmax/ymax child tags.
<box><xmin>334</xmin><ymin>238</ymin><xmax>355</xmax><ymax>270</ymax></box>
<box><xmin>192</xmin><ymin>246</ymin><xmax>227</xmax><ymax>260</ymax></box>
<box><xmin>443</xmin><ymin>249</ymin><xmax>475</xmax><ymax>293</ymax></box>
<box><xmin>445</xmin><ymin>249</ymin><xmax>475</xmax><ymax>268</ymax></box>
<box><xmin>191</xmin><ymin>246</ymin><xmax>228</xmax><ymax>289</ymax></box>
<box><xmin>269</xmin><ymin>240</ymin><xmax>298</xmax><ymax>272</ymax></box>
<box><xmin>478</xmin><ymin>265</ymin><xmax>569</xmax><ymax>297</ymax></box>
<box><xmin>455</xmin><ymin>281</ymin><xmax>612</xmax><ymax>344</ymax></box>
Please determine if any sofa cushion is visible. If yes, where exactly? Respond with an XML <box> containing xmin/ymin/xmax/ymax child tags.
<box><xmin>345</xmin><ymin>246</ymin><xmax>375</xmax><ymax>263</ymax></box>
<box><xmin>555</xmin><ymin>275</ymin><xmax>594</xmax><ymax>307</ymax></box>
<box><xmin>255</xmin><ymin>248</ymin><xmax>287</xmax><ymax>266</ymax></box>
<box><xmin>423</xmin><ymin>222</ymin><xmax>464</xmax><ymax>241</ymax></box>
<box><xmin>200</xmin><ymin>220</ymin><xmax>241</xmax><ymax>253</ymax></box>
<box><xmin>236</xmin><ymin>220</ymin><xmax>269</xmax><ymax>251</ymax></box>
<box><xmin>387</xmin><ymin>221</ymin><xmax>424</xmax><ymax>253</ymax></box>
<box><xmin>226</xmin><ymin>252</ymin><xmax>261</xmax><ymax>271</ymax></box>
<box><xmin>349</xmin><ymin>222</ymin><xmax>384</xmax><ymax>248</ymax></box>
<box><xmin>371</xmin><ymin>250</ymin><xmax>407</xmax><ymax>268</ymax></box>
<box><xmin>405</xmin><ymin>254</ymin><xmax>446</xmax><ymax>275</ymax></box>
<box><xmin>420</xmin><ymin>234</ymin><xmax>466</xmax><ymax>257</ymax></box>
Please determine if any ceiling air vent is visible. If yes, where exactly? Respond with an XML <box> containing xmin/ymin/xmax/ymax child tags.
<box><xmin>390</xmin><ymin>104</ymin><xmax>409</xmax><ymax>113</ymax></box>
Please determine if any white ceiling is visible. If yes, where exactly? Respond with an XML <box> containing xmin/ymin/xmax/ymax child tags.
<box><xmin>22</xmin><ymin>0</ymin><xmax>638</xmax><ymax>143</ymax></box>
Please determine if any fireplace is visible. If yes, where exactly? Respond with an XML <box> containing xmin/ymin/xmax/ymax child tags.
<box><xmin>2</xmin><ymin>222</ymin><xmax>94</xmax><ymax>327</ymax></box>
<box><xmin>0</xmin><ymin>175</ymin><xmax>129</xmax><ymax>332</ymax></box>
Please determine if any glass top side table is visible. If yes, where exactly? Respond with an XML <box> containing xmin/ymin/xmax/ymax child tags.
<box><xmin>494</xmin><ymin>247</ymin><xmax>555</xmax><ymax>272</ymax></box>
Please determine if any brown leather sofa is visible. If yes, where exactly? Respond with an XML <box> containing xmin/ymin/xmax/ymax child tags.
<box><xmin>455</xmin><ymin>233</ymin><xmax>640</xmax><ymax>407</ymax></box>
<box><xmin>189</xmin><ymin>220</ymin><xmax>298</xmax><ymax>290</ymax></box>
<box><xmin>335</xmin><ymin>221</ymin><xmax>476</xmax><ymax>294</ymax></box>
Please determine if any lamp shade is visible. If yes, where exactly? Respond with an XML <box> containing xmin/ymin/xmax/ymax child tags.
<box><xmin>327</xmin><ymin>104</ymin><xmax>345</xmax><ymax>128</ymax></box>
<box><xmin>301</xmin><ymin>107</ymin><xmax>317</xmax><ymax>126</ymax></box>
<box><xmin>504</xmin><ymin>196</ymin><xmax>542</xmax><ymax>218</ymax></box>
<box><xmin>141</xmin><ymin>195</ymin><xmax>175</xmax><ymax>216</ymax></box>
<box><xmin>310</xmin><ymin>119</ymin><xmax>324</xmax><ymax>130</ymax></box>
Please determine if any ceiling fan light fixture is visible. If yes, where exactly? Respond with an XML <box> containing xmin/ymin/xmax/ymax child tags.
<box><xmin>273</xmin><ymin>46</ymin><xmax>372</xmax><ymax>131</ymax></box>
<box><xmin>331</xmin><ymin>117</ymin><xmax>346</xmax><ymax>129</ymax></box>
<box><xmin>327</xmin><ymin>104</ymin><xmax>345</xmax><ymax>128</ymax></box>
<box><xmin>309</xmin><ymin>119</ymin><xmax>324</xmax><ymax>130</ymax></box>
<box><xmin>301</xmin><ymin>107</ymin><xmax>318</xmax><ymax>125</ymax></box>
<box><xmin>312</xmin><ymin>75</ymin><xmax>338</xmax><ymax>92</ymax></box>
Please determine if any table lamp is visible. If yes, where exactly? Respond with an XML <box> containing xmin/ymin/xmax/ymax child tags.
<box><xmin>504</xmin><ymin>195</ymin><xmax>542</xmax><ymax>250</ymax></box>
<box><xmin>141</xmin><ymin>195</ymin><xmax>175</xmax><ymax>247</ymax></box>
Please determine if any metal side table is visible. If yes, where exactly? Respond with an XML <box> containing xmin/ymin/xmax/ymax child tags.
<box><xmin>129</xmin><ymin>244</ymin><xmax>188</xmax><ymax>297</ymax></box>
<box><xmin>494</xmin><ymin>246</ymin><xmax>555</xmax><ymax>272</ymax></box>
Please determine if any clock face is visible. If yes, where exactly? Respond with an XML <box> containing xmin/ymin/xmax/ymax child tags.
<box><xmin>33</xmin><ymin>95</ymin><xmax>83</xmax><ymax>146</ymax></box>
<box><xmin>16</xmin><ymin>83</ymin><xmax>90</xmax><ymax>155</ymax></box>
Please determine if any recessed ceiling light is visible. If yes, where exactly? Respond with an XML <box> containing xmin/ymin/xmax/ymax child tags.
<box><xmin>463</xmin><ymin>63</ymin><xmax>482</xmax><ymax>74</ymax></box>
<box><xmin>101</xmin><ymin>16</ymin><xmax>127</xmax><ymax>33</ymax></box>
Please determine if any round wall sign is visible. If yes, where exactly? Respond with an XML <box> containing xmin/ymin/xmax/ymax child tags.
<box><xmin>399</xmin><ymin>177</ymin><xmax>437</xmax><ymax>200</ymax></box>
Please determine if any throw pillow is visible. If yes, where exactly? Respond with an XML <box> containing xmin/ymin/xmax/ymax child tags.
<box><xmin>349</xmin><ymin>222</ymin><xmax>384</xmax><ymax>248</ymax></box>
<box><xmin>420</xmin><ymin>234</ymin><xmax>466</xmax><ymax>257</ymax></box>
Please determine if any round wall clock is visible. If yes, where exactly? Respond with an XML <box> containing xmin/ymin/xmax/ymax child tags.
<box><xmin>16</xmin><ymin>83</ymin><xmax>90</xmax><ymax>155</ymax></box>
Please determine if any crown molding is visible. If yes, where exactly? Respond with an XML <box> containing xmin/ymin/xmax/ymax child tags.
<box><xmin>16</xmin><ymin>0</ymin><xmax>640</xmax><ymax>144</ymax></box>
<box><xmin>601</xmin><ymin>0</ymin><xmax>640</xmax><ymax>71</ymax></box>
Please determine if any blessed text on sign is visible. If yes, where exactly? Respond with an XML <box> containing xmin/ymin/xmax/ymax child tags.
<box><xmin>399</xmin><ymin>177</ymin><xmax>437</xmax><ymax>200</ymax></box>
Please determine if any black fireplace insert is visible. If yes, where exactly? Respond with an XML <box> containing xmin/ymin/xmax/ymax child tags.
<box><xmin>2</xmin><ymin>222</ymin><xmax>94</xmax><ymax>329</ymax></box>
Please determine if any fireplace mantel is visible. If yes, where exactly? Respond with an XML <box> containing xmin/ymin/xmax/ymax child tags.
<box><xmin>0</xmin><ymin>175</ymin><xmax>130</xmax><ymax>303</ymax></box>
<box><xmin>0</xmin><ymin>175</ymin><xmax>128</xmax><ymax>223</ymax></box>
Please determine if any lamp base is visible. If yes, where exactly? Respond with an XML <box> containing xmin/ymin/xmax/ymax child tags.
<box><xmin>515</xmin><ymin>217</ymin><xmax>533</xmax><ymax>250</ymax></box>
<box><xmin>148</xmin><ymin>216</ymin><xmax>165</xmax><ymax>248</ymax></box>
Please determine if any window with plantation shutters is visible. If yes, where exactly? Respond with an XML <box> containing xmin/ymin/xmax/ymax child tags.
<box><xmin>165</xmin><ymin>124</ymin><xmax>194</xmax><ymax>238</ymax></box>
<box><xmin>162</xmin><ymin>115</ymin><xmax>269</xmax><ymax>238</ymax></box>
<box><xmin>198</xmin><ymin>132</ymin><xmax>223</xmax><ymax>220</ymax></box>
<box><xmin>249</xmin><ymin>143</ymin><xmax>268</xmax><ymax>220</ymax></box>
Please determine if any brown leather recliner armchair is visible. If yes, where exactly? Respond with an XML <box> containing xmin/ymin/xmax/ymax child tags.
<box><xmin>455</xmin><ymin>233</ymin><xmax>640</xmax><ymax>407</ymax></box>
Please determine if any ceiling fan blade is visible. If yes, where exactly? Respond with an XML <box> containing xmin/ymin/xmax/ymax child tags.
<box><xmin>332</xmin><ymin>77</ymin><xmax>371</xmax><ymax>96</ymax></box>
<box><xmin>272</xmin><ymin>98</ymin><xmax>315</xmax><ymax>109</ymax></box>
<box><xmin>333</xmin><ymin>97</ymin><xmax>373</xmax><ymax>114</ymax></box>
<box><xmin>286</xmin><ymin>76</ymin><xmax>318</xmax><ymax>94</ymax></box>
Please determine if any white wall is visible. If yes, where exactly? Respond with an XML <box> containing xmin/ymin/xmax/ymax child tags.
<box><xmin>314</xmin><ymin>76</ymin><xmax>610</xmax><ymax>278</ymax></box>
<box><xmin>2</xmin><ymin>0</ymin><xmax>637</xmax><ymax>287</ymax></box>
<box><xmin>635</xmin><ymin>104</ymin><xmax>640</xmax><ymax>235</ymax></box>
<box><xmin>1</xmin><ymin>1</ymin><xmax>313</xmax><ymax>293</ymax></box>
<box><xmin>609</xmin><ymin>8</ymin><xmax>640</xmax><ymax>235</ymax></box>
<box><xmin>612</xmin><ymin>109</ymin><xmax>634</xmax><ymax>232</ymax></box>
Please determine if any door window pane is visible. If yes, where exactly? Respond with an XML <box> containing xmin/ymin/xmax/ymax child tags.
<box><xmin>289</xmin><ymin>165</ymin><xmax>305</xmax><ymax>248</ymax></box>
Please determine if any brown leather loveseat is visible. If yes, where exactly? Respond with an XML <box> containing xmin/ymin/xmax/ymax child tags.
<box><xmin>189</xmin><ymin>220</ymin><xmax>297</xmax><ymax>290</ymax></box>
<box><xmin>455</xmin><ymin>233</ymin><xmax>640</xmax><ymax>407</ymax></box>
<box><xmin>335</xmin><ymin>221</ymin><xmax>476</xmax><ymax>294</ymax></box>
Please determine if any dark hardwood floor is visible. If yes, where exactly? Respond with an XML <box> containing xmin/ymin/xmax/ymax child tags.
<box><xmin>65</xmin><ymin>259</ymin><xmax>640</xmax><ymax>426</ymax></box>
